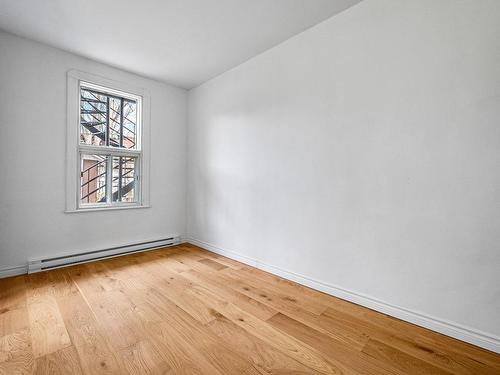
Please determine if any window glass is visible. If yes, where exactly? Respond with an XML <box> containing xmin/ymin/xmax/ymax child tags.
<box><xmin>80</xmin><ymin>88</ymin><xmax>137</xmax><ymax>149</ymax></box>
<box><xmin>112</xmin><ymin>156</ymin><xmax>137</xmax><ymax>203</ymax></box>
<box><xmin>80</xmin><ymin>154</ymin><xmax>107</xmax><ymax>204</ymax></box>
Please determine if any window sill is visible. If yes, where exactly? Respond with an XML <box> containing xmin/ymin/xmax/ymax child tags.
<box><xmin>65</xmin><ymin>205</ymin><xmax>151</xmax><ymax>214</ymax></box>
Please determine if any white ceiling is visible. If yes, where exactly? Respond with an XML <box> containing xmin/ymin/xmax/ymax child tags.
<box><xmin>0</xmin><ymin>0</ymin><xmax>361</xmax><ymax>89</ymax></box>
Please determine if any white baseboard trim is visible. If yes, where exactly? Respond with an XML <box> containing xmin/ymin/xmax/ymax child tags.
<box><xmin>0</xmin><ymin>264</ymin><xmax>28</xmax><ymax>278</ymax></box>
<box><xmin>187</xmin><ymin>237</ymin><xmax>500</xmax><ymax>354</ymax></box>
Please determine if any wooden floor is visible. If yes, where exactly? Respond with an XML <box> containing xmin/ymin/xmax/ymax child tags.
<box><xmin>0</xmin><ymin>244</ymin><xmax>499</xmax><ymax>374</ymax></box>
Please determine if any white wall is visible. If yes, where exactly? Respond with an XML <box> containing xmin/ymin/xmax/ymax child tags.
<box><xmin>187</xmin><ymin>0</ymin><xmax>500</xmax><ymax>346</ymax></box>
<box><xmin>0</xmin><ymin>31</ymin><xmax>187</xmax><ymax>271</ymax></box>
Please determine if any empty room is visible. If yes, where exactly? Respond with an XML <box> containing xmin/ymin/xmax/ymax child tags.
<box><xmin>0</xmin><ymin>0</ymin><xmax>499</xmax><ymax>374</ymax></box>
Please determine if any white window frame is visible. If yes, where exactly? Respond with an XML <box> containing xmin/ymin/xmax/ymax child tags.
<box><xmin>66</xmin><ymin>70</ymin><xmax>151</xmax><ymax>212</ymax></box>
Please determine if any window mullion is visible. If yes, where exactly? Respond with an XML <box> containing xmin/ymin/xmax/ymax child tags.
<box><xmin>106</xmin><ymin>155</ymin><xmax>113</xmax><ymax>204</ymax></box>
<box><xmin>78</xmin><ymin>144</ymin><xmax>141</xmax><ymax>156</ymax></box>
<box><xmin>118</xmin><ymin>156</ymin><xmax>122</xmax><ymax>202</ymax></box>
<box><xmin>135</xmin><ymin>157</ymin><xmax>140</xmax><ymax>202</ymax></box>
<box><xmin>120</xmin><ymin>97</ymin><xmax>124</xmax><ymax>148</ymax></box>
<box><xmin>106</xmin><ymin>96</ymin><xmax>110</xmax><ymax>147</ymax></box>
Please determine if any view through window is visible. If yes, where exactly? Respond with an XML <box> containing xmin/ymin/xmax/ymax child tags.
<box><xmin>78</xmin><ymin>82</ymin><xmax>142</xmax><ymax>207</ymax></box>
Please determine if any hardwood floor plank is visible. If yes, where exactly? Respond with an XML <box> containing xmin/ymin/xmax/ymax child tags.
<box><xmin>149</xmin><ymin>321</ymin><xmax>225</xmax><ymax>375</ymax></box>
<box><xmin>0</xmin><ymin>276</ymin><xmax>27</xmax><ymax>312</ymax></box>
<box><xmin>186</xmin><ymin>282</ymin><xmax>348</xmax><ymax>375</ymax></box>
<box><xmin>198</xmin><ymin>251</ymin><xmax>245</xmax><ymax>270</ymax></box>
<box><xmin>217</xmin><ymin>267</ymin><xmax>330</xmax><ymax>319</ymax></box>
<box><xmin>223</xmin><ymin>267</ymin><xmax>329</xmax><ymax>316</ymax></box>
<box><xmin>116</xmin><ymin>273</ymin><xmax>255</xmax><ymax>374</ymax></box>
<box><xmin>127</xmin><ymin>284</ymin><xmax>254</xmax><ymax>374</ymax></box>
<box><xmin>27</xmin><ymin>296</ymin><xmax>71</xmax><ymax>358</ymax></box>
<box><xmin>0</xmin><ymin>307</ymin><xmax>29</xmax><ymax>338</ymax></box>
<box><xmin>118</xmin><ymin>340</ymin><xmax>173</xmax><ymax>375</ymax></box>
<box><xmin>0</xmin><ymin>329</ymin><xmax>33</xmax><ymax>375</ymax></box>
<box><xmin>197</xmin><ymin>258</ymin><xmax>228</xmax><ymax>271</ymax></box>
<box><xmin>33</xmin><ymin>346</ymin><xmax>83</xmax><ymax>375</ymax></box>
<box><xmin>267</xmin><ymin>312</ymin><xmax>402</xmax><ymax>375</ymax></box>
<box><xmin>161</xmin><ymin>253</ymin><xmax>277</xmax><ymax>322</ymax></box>
<box><xmin>242</xmin><ymin>364</ymin><xmax>272</xmax><ymax>375</ymax></box>
<box><xmin>212</xmin><ymin>268</ymin><xmax>366</xmax><ymax>350</ymax></box>
<box><xmin>239</xmin><ymin>265</ymin><xmax>336</xmax><ymax>304</ymax></box>
<box><xmin>130</xmin><ymin>302</ymin><xmax>226</xmax><ymax>375</ymax></box>
<box><xmin>178</xmin><ymin>267</ymin><xmax>278</xmax><ymax>321</ymax></box>
<box><xmin>64</xmin><ymin>265</ymin><xmax>108</xmax><ymax>296</ymax></box>
<box><xmin>136</xmin><ymin>264</ymin><xmax>219</xmax><ymax>325</ymax></box>
<box><xmin>26</xmin><ymin>269</ymin><xmax>79</xmax><ymax>305</ymax></box>
<box><xmin>320</xmin><ymin>307</ymin><xmax>496</xmax><ymax>375</ymax></box>
<box><xmin>414</xmin><ymin>335</ymin><xmax>500</xmax><ymax>375</ymax></box>
<box><xmin>362</xmin><ymin>338</ymin><xmax>454</xmax><ymax>375</ymax></box>
<box><xmin>206</xmin><ymin>314</ymin><xmax>325</xmax><ymax>374</ymax></box>
<box><xmin>83</xmin><ymin>290</ymin><xmax>142</xmax><ymax>351</ymax></box>
<box><xmin>57</xmin><ymin>293</ymin><xmax>123</xmax><ymax>375</ymax></box>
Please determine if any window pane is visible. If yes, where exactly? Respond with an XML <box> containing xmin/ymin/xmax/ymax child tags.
<box><xmin>80</xmin><ymin>87</ymin><xmax>138</xmax><ymax>149</ymax></box>
<box><xmin>108</xmin><ymin>96</ymin><xmax>121</xmax><ymax>147</ymax></box>
<box><xmin>80</xmin><ymin>154</ymin><xmax>107</xmax><ymax>204</ymax></box>
<box><xmin>112</xmin><ymin>156</ymin><xmax>137</xmax><ymax>202</ymax></box>
<box><xmin>122</xmin><ymin>99</ymin><xmax>137</xmax><ymax>149</ymax></box>
<box><xmin>80</xmin><ymin>89</ymin><xmax>107</xmax><ymax>146</ymax></box>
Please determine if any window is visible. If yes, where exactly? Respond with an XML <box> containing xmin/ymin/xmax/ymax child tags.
<box><xmin>66</xmin><ymin>71</ymin><xmax>150</xmax><ymax>212</ymax></box>
<box><xmin>78</xmin><ymin>82</ymin><xmax>141</xmax><ymax>207</ymax></box>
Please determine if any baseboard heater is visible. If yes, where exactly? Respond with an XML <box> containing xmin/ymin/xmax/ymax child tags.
<box><xmin>28</xmin><ymin>236</ymin><xmax>181</xmax><ymax>273</ymax></box>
